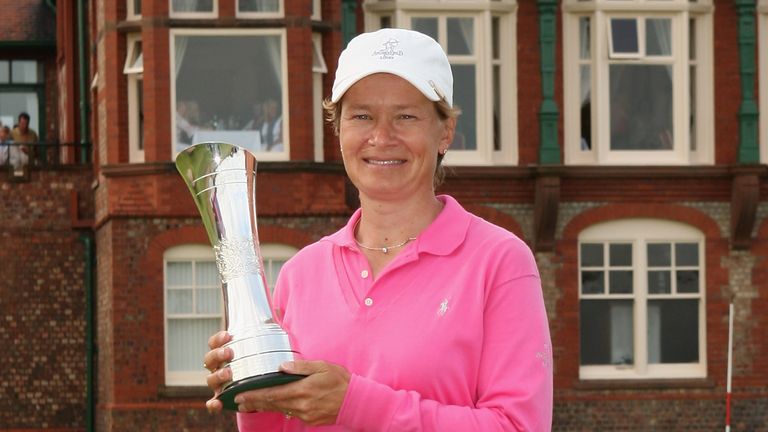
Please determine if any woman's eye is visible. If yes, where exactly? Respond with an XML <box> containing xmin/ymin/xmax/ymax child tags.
<box><xmin>399</xmin><ymin>114</ymin><xmax>415</xmax><ymax>120</ymax></box>
<box><xmin>353</xmin><ymin>114</ymin><xmax>371</xmax><ymax>120</ymax></box>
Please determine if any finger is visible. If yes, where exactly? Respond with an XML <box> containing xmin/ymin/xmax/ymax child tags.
<box><xmin>208</xmin><ymin>330</ymin><xmax>232</xmax><ymax>350</ymax></box>
<box><xmin>203</xmin><ymin>346</ymin><xmax>234</xmax><ymax>373</ymax></box>
<box><xmin>205</xmin><ymin>367</ymin><xmax>232</xmax><ymax>392</ymax></box>
<box><xmin>206</xmin><ymin>398</ymin><xmax>224</xmax><ymax>414</ymax></box>
<box><xmin>279</xmin><ymin>359</ymin><xmax>324</xmax><ymax>376</ymax></box>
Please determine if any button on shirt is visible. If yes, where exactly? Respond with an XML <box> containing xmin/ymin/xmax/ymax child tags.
<box><xmin>238</xmin><ymin>195</ymin><xmax>553</xmax><ymax>432</ymax></box>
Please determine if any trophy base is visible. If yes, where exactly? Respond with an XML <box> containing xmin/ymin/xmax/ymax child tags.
<box><xmin>218</xmin><ymin>372</ymin><xmax>306</xmax><ymax>411</ymax></box>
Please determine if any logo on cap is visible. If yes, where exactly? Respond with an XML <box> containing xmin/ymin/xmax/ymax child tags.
<box><xmin>372</xmin><ymin>38</ymin><xmax>403</xmax><ymax>60</ymax></box>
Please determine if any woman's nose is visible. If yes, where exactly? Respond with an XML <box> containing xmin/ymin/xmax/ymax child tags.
<box><xmin>367</xmin><ymin>120</ymin><xmax>394</xmax><ymax>145</ymax></box>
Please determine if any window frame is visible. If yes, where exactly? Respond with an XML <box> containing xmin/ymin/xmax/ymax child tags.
<box><xmin>127</xmin><ymin>0</ymin><xmax>142</xmax><ymax>20</ymax></box>
<box><xmin>169</xmin><ymin>0</ymin><xmax>218</xmax><ymax>19</ymax></box>
<box><xmin>562</xmin><ymin>0</ymin><xmax>714</xmax><ymax>166</ymax></box>
<box><xmin>0</xmin><ymin>60</ymin><xmax>45</xmax><ymax>141</ymax></box>
<box><xmin>125</xmin><ymin>34</ymin><xmax>144</xmax><ymax>162</ymax></box>
<box><xmin>578</xmin><ymin>219</ymin><xmax>707</xmax><ymax>380</ymax></box>
<box><xmin>235</xmin><ymin>0</ymin><xmax>284</xmax><ymax>19</ymax></box>
<box><xmin>312</xmin><ymin>0</ymin><xmax>321</xmax><ymax>21</ymax></box>
<box><xmin>312</xmin><ymin>33</ymin><xmax>327</xmax><ymax>162</ymax></box>
<box><xmin>363</xmin><ymin>0</ymin><xmax>518</xmax><ymax>166</ymax></box>
<box><xmin>759</xmin><ymin>0</ymin><xmax>768</xmax><ymax>163</ymax></box>
<box><xmin>169</xmin><ymin>28</ymin><xmax>290</xmax><ymax>161</ymax></box>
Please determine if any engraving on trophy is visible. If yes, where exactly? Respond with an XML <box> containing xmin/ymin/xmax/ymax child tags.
<box><xmin>214</xmin><ymin>237</ymin><xmax>261</xmax><ymax>283</ymax></box>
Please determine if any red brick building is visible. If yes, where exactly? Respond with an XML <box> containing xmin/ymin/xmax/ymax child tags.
<box><xmin>2</xmin><ymin>0</ymin><xmax>767</xmax><ymax>430</ymax></box>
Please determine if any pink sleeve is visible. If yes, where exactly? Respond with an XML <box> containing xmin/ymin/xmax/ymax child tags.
<box><xmin>236</xmin><ymin>410</ymin><xmax>285</xmax><ymax>430</ymax></box>
<box><xmin>336</xmin><ymin>274</ymin><xmax>553</xmax><ymax>431</ymax></box>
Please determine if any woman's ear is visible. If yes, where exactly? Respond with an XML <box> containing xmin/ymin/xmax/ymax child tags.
<box><xmin>441</xmin><ymin>117</ymin><xmax>456</xmax><ymax>149</ymax></box>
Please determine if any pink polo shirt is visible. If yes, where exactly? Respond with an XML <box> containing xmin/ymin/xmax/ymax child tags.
<box><xmin>238</xmin><ymin>195</ymin><xmax>553</xmax><ymax>431</ymax></box>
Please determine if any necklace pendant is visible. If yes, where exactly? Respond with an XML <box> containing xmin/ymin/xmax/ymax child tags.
<box><xmin>382</xmin><ymin>247</ymin><xmax>389</xmax><ymax>254</ymax></box>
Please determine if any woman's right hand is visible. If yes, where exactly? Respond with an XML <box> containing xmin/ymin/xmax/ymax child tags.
<box><xmin>203</xmin><ymin>331</ymin><xmax>234</xmax><ymax>413</ymax></box>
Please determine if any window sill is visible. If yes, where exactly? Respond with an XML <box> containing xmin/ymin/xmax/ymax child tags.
<box><xmin>158</xmin><ymin>385</ymin><xmax>211</xmax><ymax>399</ymax></box>
<box><xmin>575</xmin><ymin>377</ymin><xmax>715</xmax><ymax>391</ymax></box>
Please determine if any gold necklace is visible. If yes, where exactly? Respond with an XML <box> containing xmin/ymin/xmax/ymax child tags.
<box><xmin>353</xmin><ymin>220</ymin><xmax>416</xmax><ymax>254</ymax></box>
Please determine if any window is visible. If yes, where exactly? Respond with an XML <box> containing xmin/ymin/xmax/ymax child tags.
<box><xmin>164</xmin><ymin>243</ymin><xmax>297</xmax><ymax>386</ymax></box>
<box><xmin>364</xmin><ymin>0</ymin><xmax>518</xmax><ymax>165</ymax></box>
<box><xmin>578</xmin><ymin>219</ymin><xmax>706</xmax><ymax>380</ymax></box>
<box><xmin>563</xmin><ymin>0</ymin><xmax>714</xmax><ymax>165</ymax></box>
<box><xmin>312</xmin><ymin>0</ymin><xmax>321</xmax><ymax>21</ymax></box>
<box><xmin>171</xmin><ymin>29</ymin><xmax>288</xmax><ymax>160</ymax></box>
<box><xmin>124</xmin><ymin>34</ymin><xmax>144</xmax><ymax>162</ymax></box>
<box><xmin>760</xmin><ymin>0</ymin><xmax>768</xmax><ymax>163</ymax></box>
<box><xmin>127</xmin><ymin>0</ymin><xmax>141</xmax><ymax>20</ymax></box>
<box><xmin>237</xmin><ymin>0</ymin><xmax>283</xmax><ymax>18</ymax></box>
<box><xmin>170</xmin><ymin>0</ymin><xmax>217</xmax><ymax>18</ymax></box>
<box><xmin>312</xmin><ymin>33</ymin><xmax>327</xmax><ymax>162</ymax></box>
<box><xmin>0</xmin><ymin>60</ymin><xmax>43</xmax><ymax>138</ymax></box>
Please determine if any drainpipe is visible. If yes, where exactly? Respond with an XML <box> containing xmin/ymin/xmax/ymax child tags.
<box><xmin>80</xmin><ymin>234</ymin><xmax>95</xmax><ymax>432</ymax></box>
<box><xmin>77</xmin><ymin>0</ymin><xmax>91</xmax><ymax>163</ymax></box>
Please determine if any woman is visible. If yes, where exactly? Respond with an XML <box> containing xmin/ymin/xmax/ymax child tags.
<box><xmin>203</xmin><ymin>28</ymin><xmax>553</xmax><ymax>431</ymax></box>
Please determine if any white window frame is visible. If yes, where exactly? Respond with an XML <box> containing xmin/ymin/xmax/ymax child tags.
<box><xmin>163</xmin><ymin>243</ymin><xmax>297</xmax><ymax>386</ymax></box>
<box><xmin>169</xmin><ymin>28</ymin><xmax>290</xmax><ymax>161</ymax></box>
<box><xmin>127</xmin><ymin>0</ymin><xmax>142</xmax><ymax>20</ymax></box>
<box><xmin>169</xmin><ymin>0</ymin><xmax>218</xmax><ymax>19</ymax></box>
<box><xmin>563</xmin><ymin>0</ymin><xmax>714</xmax><ymax>166</ymax></box>
<box><xmin>312</xmin><ymin>0</ymin><xmax>321</xmax><ymax>21</ymax></box>
<box><xmin>363</xmin><ymin>0</ymin><xmax>518</xmax><ymax>166</ymax></box>
<box><xmin>759</xmin><ymin>0</ymin><xmax>768</xmax><ymax>163</ymax></box>
<box><xmin>125</xmin><ymin>34</ymin><xmax>144</xmax><ymax>163</ymax></box>
<box><xmin>236</xmin><ymin>0</ymin><xmax>284</xmax><ymax>19</ymax></box>
<box><xmin>312</xmin><ymin>33</ymin><xmax>327</xmax><ymax>162</ymax></box>
<box><xmin>578</xmin><ymin>219</ymin><xmax>707</xmax><ymax>380</ymax></box>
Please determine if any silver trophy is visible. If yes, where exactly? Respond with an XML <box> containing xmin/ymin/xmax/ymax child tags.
<box><xmin>175</xmin><ymin>142</ymin><xmax>303</xmax><ymax>410</ymax></box>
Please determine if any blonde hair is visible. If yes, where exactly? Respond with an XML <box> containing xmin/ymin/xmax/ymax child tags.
<box><xmin>323</xmin><ymin>97</ymin><xmax>461</xmax><ymax>188</ymax></box>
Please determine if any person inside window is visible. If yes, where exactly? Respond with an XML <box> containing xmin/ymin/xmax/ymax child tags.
<box><xmin>203</xmin><ymin>28</ymin><xmax>553</xmax><ymax>431</ymax></box>
<box><xmin>11</xmin><ymin>112</ymin><xmax>35</xmax><ymax>165</ymax></box>
<box><xmin>260</xmin><ymin>98</ymin><xmax>282</xmax><ymax>152</ymax></box>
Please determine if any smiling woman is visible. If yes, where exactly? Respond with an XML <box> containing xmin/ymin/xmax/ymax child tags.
<box><xmin>203</xmin><ymin>28</ymin><xmax>553</xmax><ymax>431</ymax></box>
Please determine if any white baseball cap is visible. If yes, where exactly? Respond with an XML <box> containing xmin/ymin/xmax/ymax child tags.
<box><xmin>331</xmin><ymin>28</ymin><xmax>454</xmax><ymax>107</ymax></box>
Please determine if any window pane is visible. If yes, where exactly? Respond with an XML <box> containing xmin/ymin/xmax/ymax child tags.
<box><xmin>196</xmin><ymin>288</ymin><xmax>221</xmax><ymax>314</ymax></box>
<box><xmin>174</xmin><ymin>34</ymin><xmax>284</xmax><ymax>154</ymax></box>
<box><xmin>690</xmin><ymin>65</ymin><xmax>697</xmax><ymax>151</ymax></box>
<box><xmin>451</xmin><ymin>65</ymin><xmax>476</xmax><ymax>150</ymax></box>
<box><xmin>579</xmin><ymin>17</ymin><xmax>590</xmax><ymax>60</ymax></box>
<box><xmin>648</xmin><ymin>243</ymin><xmax>671</xmax><ymax>267</ymax></box>
<box><xmin>580</xmin><ymin>300</ymin><xmax>634</xmax><ymax>365</ymax></box>
<box><xmin>239</xmin><ymin>0</ymin><xmax>280</xmax><ymax>13</ymax></box>
<box><xmin>580</xmin><ymin>65</ymin><xmax>591</xmax><ymax>151</ymax></box>
<box><xmin>610</xmin><ymin>64</ymin><xmax>673</xmax><ymax>150</ymax></box>
<box><xmin>167</xmin><ymin>262</ymin><xmax>193</xmax><ymax>286</ymax></box>
<box><xmin>608</xmin><ymin>270</ymin><xmax>633</xmax><ymax>294</ymax></box>
<box><xmin>412</xmin><ymin>18</ymin><xmax>438</xmax><ymax>41</ymax></box>
<box><xmin>167</xmin><ymin>289</ymin><xmax>193</xmax><ymax>314</ymax></box>
<box><xmin>581</xmin><ymin>271</ymin><xmax>604</xmax><ymax>294</ymax></box>
<box><xmin>134</xmin><ymin>0</ymin><xmax>142</xmax><ymax>15</ymax></box>
<box><xmin>689</xmin><ymin>18</ymin><xmax>696</xmax><ymax>60</ymax></box>
<box><xmin>676</xmin><ymin>270</ymin><xmax>699</xmax><ymax>293</ymax></box>
<box><xmin>0</xmin><ymin>61</ymin><xmax>9</xmax><ymax>83</ymax></box>
<box><xmin>646</xmin><ymin>19</ymin><xmax>671</xmax><ymax>56</ymax></box>
<box><xmin>0</xmin><ymin>93</ymin><xmax>40</xmax><ymax>133</ymax></box>
<box><xmin>172</xmin><ymin>0</ymin><xmax>213</xmax><ymax>12</ymax></box>
<box><xmin>447</xmin><ymin>18</ymin><xmax>473</xmax><ymax>55</ymax></box>
<box><xmin>581</xmin><ymin>243</ymin><xmax>603</xmax><ymax>267</ymax></box>
<box><xmin>196</xmin><ymin>261</ymin><xmax>218</xmax><ymax>285</ymax></box>
<box><xmin>609</xmin><ymin>243</ymin><xmax>632</xmax><ymax>266</ymax></box>
<box><xmin>675</xmin><ymin>243</ymin><xmax>698</xmax><ymax>266</ymax></box>
<box><xmin>647</xmin><ymin>299</ymin><xmax>699</xmax><ymax>363</ymax></box>
<box><xmin>648</xmin><ymin>270</ymin><xmax>671</xmax><ymax>294</ymax></box>
<box><xmin>11</xmin><ymin>61</ymin><xmax>38</xmax><ymax>83</ymax></box>
<box><xmin>167</xmin><ymin>318</ymin><xmax>221</xmax><ymax>371</ymax></box>
<box><xmin>610</xmin><ymin>19</ymin><xmax>639</xmax><ymax>54</ymax></box>
<box><xmin>137</xmin><ymin>79</ymin><xmax>144</xmax><ymax>150</ymax></box>
<box><xmin>492</xmin><ymin>16</ymin><xmax>500</xmax><ymax>60</ymax></box>
<box><xmin>380</xmin><ymin>16</ymin><xmax>392</xmax><ymax>29</ymax></box>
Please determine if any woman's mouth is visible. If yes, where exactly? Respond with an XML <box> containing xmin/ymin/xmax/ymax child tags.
<box><xmin>365</xmin><ymin>159</ymin><xmax>405</xmax><ymax>166</ymax></box>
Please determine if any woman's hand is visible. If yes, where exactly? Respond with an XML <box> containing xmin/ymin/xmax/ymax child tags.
<box><xmin>235</xmin><ymin>360</ymin><xmax>351</xmax><ymax>426</ymax></box>
<box><xmin>203</xmin><ymin>331</ymin><xmax>234</xmax><ymax>414</ymax></box>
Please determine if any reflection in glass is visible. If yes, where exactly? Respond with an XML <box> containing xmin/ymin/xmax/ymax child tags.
<box><xmin>647</xmin><ymin>299</ymin><xmax>699</xmax><ymax>363</ymax></box>
<box><xmin>581</xmin><ymin>300</ymin><xmax>634</xmax><ymax>365</ymax></box>
<box><xmin>648</xmin><ymin>270</ymin><xmax>671</xmax><ymax>294</ymax></box>
<box><xmin>239</xmin><ymin>0</ymin><xmax>280</xmax><ymax>13</ymax></box>
<box><xmin>646</xmin><ymin>19</ymin><xmax>671</xmax><ymax>56</ymax></box>
<box><xmin>451</xmin><ymin>65</ymin><xmax>476</xmax><ymax>150</ymax></box>
<box><xmin>412</xmin><ymin>17</ymin><xmax>438</xmax><ymax>41</ymax></box>
<box><xmin>610</xmin><ymin>64</ymin><xmax>673</xmax><ymax>150</ymax></box>
<box><xmin>676</xmin><ymin>243</ymin><xmax>699</xmax><ymax>266</ymax></box>
<box><xmin>581</xmin><ymin>243</ymin><xmax>603</xmax><ymax>267</ymax></box>
<box><xmin>676</xmin><ymin>270</ymin><xmax>699</xmax><ymax>293</ymax></box>
<box><xmin>172</xmin><ymin>0</ymin><xmax>214</xmax><ymax>13</ymax></box>
<box><xmin>608</xmin><ymin>270</ymin><xmax>633</xmax><ymax>294</ymax></box>
<box><xmin>447</xmin><ymin>18</ymin><xmax>473</xmax><ymax>55</ymax></box>
<box><xmin>581</xmin><ymin>271</ymin><xmax>604</xmax><ymax>294</ymax></box>
<box><xmin>609</xmin><ymin>243</ymin><xmax>632</xmax><ymax>266</ymax></box>
<box><xmin>648</xmin><ymin>243</ymin><xmax>671</xmax><ymax>266</ymax></box>
<box><xmin>610</xmin><ymin>19</ymin><xmax>639</xmax><ymax>54</ymax></box>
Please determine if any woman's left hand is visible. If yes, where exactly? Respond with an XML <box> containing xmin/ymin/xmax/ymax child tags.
<box><xmin>235</xmin><ymin>360</ymin><xmax>351</xmax><ymax>426</ymax></box>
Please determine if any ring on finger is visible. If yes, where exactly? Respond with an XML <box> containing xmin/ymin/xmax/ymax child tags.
<box><xmin>285</xmin><ymin>410</ymin><xmax>293</xmax><ymax>419</ymax></box>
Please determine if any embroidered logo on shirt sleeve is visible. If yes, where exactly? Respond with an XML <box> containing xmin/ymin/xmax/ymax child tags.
<box><xmin>536</xmin><ymin>342</ymin><xmax>553</xmax><ymax>369</ymax></box>
<box><xmin>437</xmin><ymin>297</ymin><xmax>450</xmax><ymax>317</ymax></box>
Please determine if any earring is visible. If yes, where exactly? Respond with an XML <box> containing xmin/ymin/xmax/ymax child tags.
<box><xmin>440</xmin><ymin>148</ymin><xmax>448</xmax><ymax>155</ymax></box>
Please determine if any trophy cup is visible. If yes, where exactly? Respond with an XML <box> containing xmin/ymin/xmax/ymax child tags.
<box><xmin>175</xmin><ymin>142</ymin><xmax>304</xmax><ymax>410</ymax></box>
